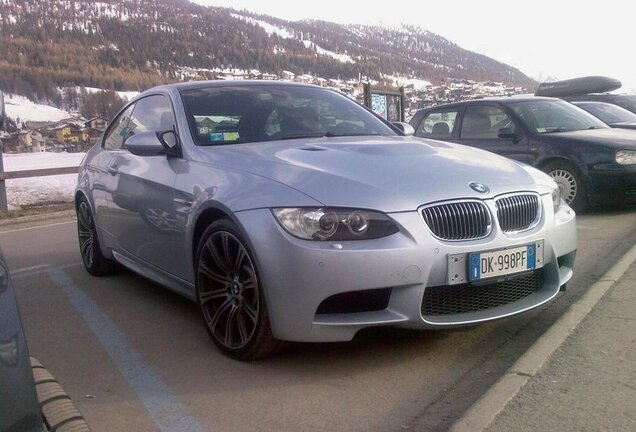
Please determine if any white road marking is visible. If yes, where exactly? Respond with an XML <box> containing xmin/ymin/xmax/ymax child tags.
<box><xmin>48</xmin><ymin>269</ymin><xmax>205</xmax><ymax>432</ymax></box>
<box><xmin>12</xmin><ymin>261</ymin><xmax>83</xmax><ymax>279</ymax></box>
<box><xmin>12</xmin><ymin>264</ymin><xmax>51</xmax><ymax>274</ymax></box>
<box><xmin>0</xmin><ymin>220</ymin><xmax>76</xmax><ymax>234</ymax></box>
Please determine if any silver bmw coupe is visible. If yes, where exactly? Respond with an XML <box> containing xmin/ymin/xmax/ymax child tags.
<box><xmin>75</xmin><ymin>81</ymin><xmax>577</xmax><ymax>360</ymax></box>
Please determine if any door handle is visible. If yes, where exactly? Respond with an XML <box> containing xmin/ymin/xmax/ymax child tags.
<box><xmin>107</xmin><ymin>165</ymin><xmax>119</xmax><ymax>175</ymax></box>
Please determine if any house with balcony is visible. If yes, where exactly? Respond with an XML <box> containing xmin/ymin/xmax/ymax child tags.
<box><xmin>85</xmin><ymin>116</ymin><xmax>108</xmax><ymax>131</ymax></box>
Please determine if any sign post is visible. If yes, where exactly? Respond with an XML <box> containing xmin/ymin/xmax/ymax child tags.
<box><xmin>0</xmin><ymin>90</ymin><xmax>6</xmax><ymax>212</ymax></box>
<box><xmin>0</xmin><ymin>147</ymin><xmax>7</xmax><ymax>213</ymax></box>
<box><xmin>363</xmin><ymin>83</ymin><xmax>405</xmax><ymax>122</ymax></box>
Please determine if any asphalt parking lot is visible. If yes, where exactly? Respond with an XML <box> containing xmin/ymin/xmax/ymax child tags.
<box><xmin>1</xmin><ymin>208</ymin><xmax>635</xmax><ymax>432</ymax></box>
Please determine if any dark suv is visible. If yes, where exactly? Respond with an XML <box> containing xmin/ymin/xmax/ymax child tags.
<box><xmin>409</xmin><ymin>97</ymin><xmax>636</xmax><ymax>211</ymax></box>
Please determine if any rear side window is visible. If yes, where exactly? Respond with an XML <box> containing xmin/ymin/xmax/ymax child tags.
<box><xmin>415</xmin><ymin>110</ymin><xmax>458</xmax><ymax>138</ymax></box>
<box><xmin>460</xmin><ymin>106</ymin><xmax>512</xmax><ymax>139</ymax></box>
<box><xmin>103</xmin><ymin>104</ymin><xmax>134</xmax><ymax>150</ymax></box>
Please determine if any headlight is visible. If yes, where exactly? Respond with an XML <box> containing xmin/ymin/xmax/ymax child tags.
<box><xmin>272</xmin><ymin>207</ymin><xmax>399</xmax><ymax>241</ymax></box>
<box><xmin>551</xmin><ymin>184</ymin><xmax>561</xmax><ymax>211</ymax></box>
<box><xmin>616</xmin><ymin>150</ymin><xmax>636</xmax><ymax>165</ymax></box>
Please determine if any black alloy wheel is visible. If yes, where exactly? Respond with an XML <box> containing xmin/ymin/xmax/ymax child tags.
<box><xmin>196</xmin><ymin>220</ymin><xmax>282</xmax><ymax>360</ymax></box>
<box><xmin>76</xmin><ymin>197</ymin><xmax>119</xmax><ymax>276</ymax></box>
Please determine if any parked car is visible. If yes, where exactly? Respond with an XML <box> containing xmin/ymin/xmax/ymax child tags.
<box><xmin>564</xmin><ymin>93</ymin><xmax>636</xmax><ymax>114</ymax></box>
<box><xmin>0</xmin><ymin>253</ymin><xmax>44</xmax><ymax>432</ymax></box>
<box><xmin>76</xmin><ymin>81</ymin><xmax>577</xmax><ymax>360</ymax></box>
<box><xmin>0</xmin><ymin>251</ymin><xmax>91</xmax><ymax>432</ymax></box>
<box><xmin>571</xmin><ymin>101</ymin><xmax>636</xmax><ymax>130</ymax></box>
<box><xmin>0</xmin><ymin>97</ymin><xmax>44</xmax><ymax>432</ymax></box>
<box><xmin>409</xmin><ymin>96</ymin><xmax>636</xmax><ymax>211</ymax></box>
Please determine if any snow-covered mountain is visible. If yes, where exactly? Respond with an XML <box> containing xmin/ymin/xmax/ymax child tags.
<box><xmin>0</xmin><ymin>0</ymin><xmax>536</xmax><ymax>97</ymax></box>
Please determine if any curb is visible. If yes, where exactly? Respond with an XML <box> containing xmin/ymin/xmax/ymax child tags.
<box><xmin>0</xmin><ymin>209</ymin><xmax>75</xmax><ymax>227</ymax></box>
<box><xmin>30</xmin><ymin>356</ymin><xmax>92</xmax><ymax>432</ymax></box>
<box><xmin>449</xmin><ymin>241</ymin><xmax>636</xmax><ymax>432</ymax></box>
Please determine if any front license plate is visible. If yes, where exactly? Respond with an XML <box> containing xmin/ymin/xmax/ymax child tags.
<box><xmin>469</xmin><ymin>244</ymin><xmax>536</xmax><ymax>281</ymax></box>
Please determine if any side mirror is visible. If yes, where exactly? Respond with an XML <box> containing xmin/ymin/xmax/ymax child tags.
<box><xmin>498</xmin><ymin>127</ymin><xmax>520</xmax><ymax>142</ymax></box>
<box><xmin>159</xmin><ymin>130</ymin><xmax>178</xmax><ymax>149</ymax></box>
<box><xmin>125</xmin><ymin>131</ymin><xmax>166</xmax><ymax>157</ymax></box>
<box><xmin>392</xmin><ymin>122</ymin><xmax>415</xmax><ymax>136</ymax></box>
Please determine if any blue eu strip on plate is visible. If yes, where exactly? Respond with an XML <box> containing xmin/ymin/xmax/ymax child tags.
<box><xmin>469</xmin><ymin>243</ymin><xmax>536</xmax><ymax>282</ymax></box>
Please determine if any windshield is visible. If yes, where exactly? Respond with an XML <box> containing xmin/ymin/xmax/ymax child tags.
<box><xmin>613</xmin><ymin>95</ymin><xmax>636</xmax><ymax>114</ymax></box>
<box><xmin>180</xmin><ymin>85</ymin><xmax>397</xmax><ymax>146</ymax></box>
<box><xmin>509</xmin><ymin>99</ymin><xmax>608</xmax><ymax>134</ymax></box>
<box><xmin>576</xmin><ymin>102</ymin><xmax>636</xmax><ymax>124</ymax></box>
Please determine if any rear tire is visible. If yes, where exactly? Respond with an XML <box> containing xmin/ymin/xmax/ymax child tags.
<box><xmin>543</xmin><ymin>161</ymin><xmax>588</xmax><ymax>212</ymax></box>
<box><xmin>76</xmin><ymin>197</ymin><xmax>120</xmax><ymax>276</ymax></box>
<box><xmin>195</xmin><ymin>219</ymin><xmax>283</xmax><ymax>360</ymax></box>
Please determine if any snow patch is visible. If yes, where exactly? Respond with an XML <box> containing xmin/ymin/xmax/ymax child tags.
<box><xmin>2</xmin><ymin>152</ymin><xmax>85</xmax><ymax>210</ymax></box>
<box><xmin>230</xmin><ymin>13</ymin><xmax>294</xmax><ymax>39</ymax></box>
<box><xmin>385</xmin><ymin>75</ymin><xmax>432</xmax><ymax>90</ymax></box>
<box><xmin>4</xmin><ymin>95</ymin><xmax>71</xmax><ymax>123</ymax></box>
<box><xmin>302</xmin><ymin>40</ymin><xmax>355</xmax><ymax>64</ymax></box>
<box><xmin>82</xmin><ymin>87</ymin><xmax>139</xmax><ymax>101</ymax></box>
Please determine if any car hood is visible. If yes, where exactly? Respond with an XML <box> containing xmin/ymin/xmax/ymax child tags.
<box><xmin>196</xmin><ymin>136</ymin><xmax>539</xmax><ymax>212</ymax></box>
<box><xmin>540</xmin><ymin>128</ymin><xmax>636</xmax><ymax>148</ymax></box>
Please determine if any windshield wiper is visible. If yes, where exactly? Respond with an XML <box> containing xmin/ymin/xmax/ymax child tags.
<box><xmin>277</xmin><ymin>132</ymin><xmax>381</xmax><ymax>140</ymax></box>
<box><xmin>323</xmin><ymin>132</ymin><xmax>381</xmax><ymax>137</ymax></box>
<box><xmin>277</xmin><ymin>132</ymin><xmax>329</xmax><ymax>140</ymax></box>
<box><xmin>543</xmin><ymin>128</ymin><xmax>567</xmax><ymax>134</ymax></box>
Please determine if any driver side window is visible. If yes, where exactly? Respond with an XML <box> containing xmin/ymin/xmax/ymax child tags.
<box><xmin>125</xmin><ymin>95</ymin><xmax>176</xmax><ymax>147</ymax></box>
<box><xmin>460</xmin><ymin>105</ymin><xmax>513</xmax><ymax>139</ymax></box>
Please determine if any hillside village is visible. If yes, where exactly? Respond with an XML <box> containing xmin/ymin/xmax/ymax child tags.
<box><xmin>1</xmin><ymin>116</ymin><xmax>107</xmax><ymax>154</ymax></box>
<box><xmin>1</xmin><ymin>71</ymin><xmax>527</xmax><ymax>154</ymax></box>
<box><xmin>177</xmin><ymin>66</ymin><xmax>528</xmax><ymax>117</ymax></box>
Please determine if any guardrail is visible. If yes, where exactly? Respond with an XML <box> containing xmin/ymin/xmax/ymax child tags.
<box><xmin>0</xmin><ymin>150</ymin><xmax>79</xmax><ymax>212</ymax></box>
<box><xmin>0</xmin><ymin>166</ymin><xmax>78</xmax><ymax>181</ymax></box>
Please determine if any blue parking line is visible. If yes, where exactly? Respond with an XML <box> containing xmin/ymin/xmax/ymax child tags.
<box><xmin>48</xmin><ymin>269</ymin><xmax>205</xmax><ymax>432</ymax></box>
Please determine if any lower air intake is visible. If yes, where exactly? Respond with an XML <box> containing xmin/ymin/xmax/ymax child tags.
<box><xmin>316</xmin><ymin>288</ymin><xmax>392</xmax><ymax>315</ymax></box>
<box><xmin>422</xmin><ymin>270</ymin><xmax>543</xmax><ymax>316</ymax></box>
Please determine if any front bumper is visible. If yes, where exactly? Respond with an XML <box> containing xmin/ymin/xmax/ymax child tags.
<box><xmin>589</xmin><ymin>165</ymin><xmax>636</xmax><ymax>205</ymax></box>
<box><xmin>235</xmin><ymin>194</ymin><xmax>577</xmax><ymax>342</ymax></box>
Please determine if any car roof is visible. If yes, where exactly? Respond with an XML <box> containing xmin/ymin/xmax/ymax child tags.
<box><xmin>144</xmin><ymin>80</ymin><xmax>319</xmax><ymax>94</ymax></box>
<box><xmin>566</xmin><ymin>93</ymin><xmax>636</xmax><ymax>100</ymax></box>
<box><xmin>571</xmin><ymin>101</ymin><xmax>613</xmax><ymax>106</ymax></box>
<box><xmin>415</xmin><ymin>95</ymin><xmax>558</xmax><ymax>112</ymax></box>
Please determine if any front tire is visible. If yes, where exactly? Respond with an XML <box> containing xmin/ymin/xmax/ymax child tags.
<box><xmin>544</xmin><ymin>161</ymin><xmax>588</xmax><ymax>212</ymax></box>
<box><xmin>195</xmin><ymin>219</ymin><xmax>283</xmax><ymax>360</ymax></box>
<box><xmin>76</xmin><ymin>197</ymin><xmax>119</xmax><ymax>276</ymax></box>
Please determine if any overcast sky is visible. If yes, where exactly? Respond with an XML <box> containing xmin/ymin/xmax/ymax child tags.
<box><xmin>191</xmin><ymin>0</ymin><xmax>635</xmax><ymax>92</ymax></box>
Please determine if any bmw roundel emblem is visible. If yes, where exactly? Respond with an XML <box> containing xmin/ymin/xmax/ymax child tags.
<box><xmin>469</xmin><ymin>182</ymin><xmax>489</xmax><ymax>194</ymax></box>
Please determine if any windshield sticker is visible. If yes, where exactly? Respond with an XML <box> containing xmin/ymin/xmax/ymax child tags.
<box><xmin>223</xmin><ymin>132</ymin><xmax>240</xmax><ymax>141</ymax></box>
<box><xmin>208</xmin><ymin>132</ymin><xmax>240</xmax><ymax>143</ymax></box>
<box><xmin>208</xmin><ymin>133</ymin><xmax>224</xmax><ymax>142</ymax></box>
